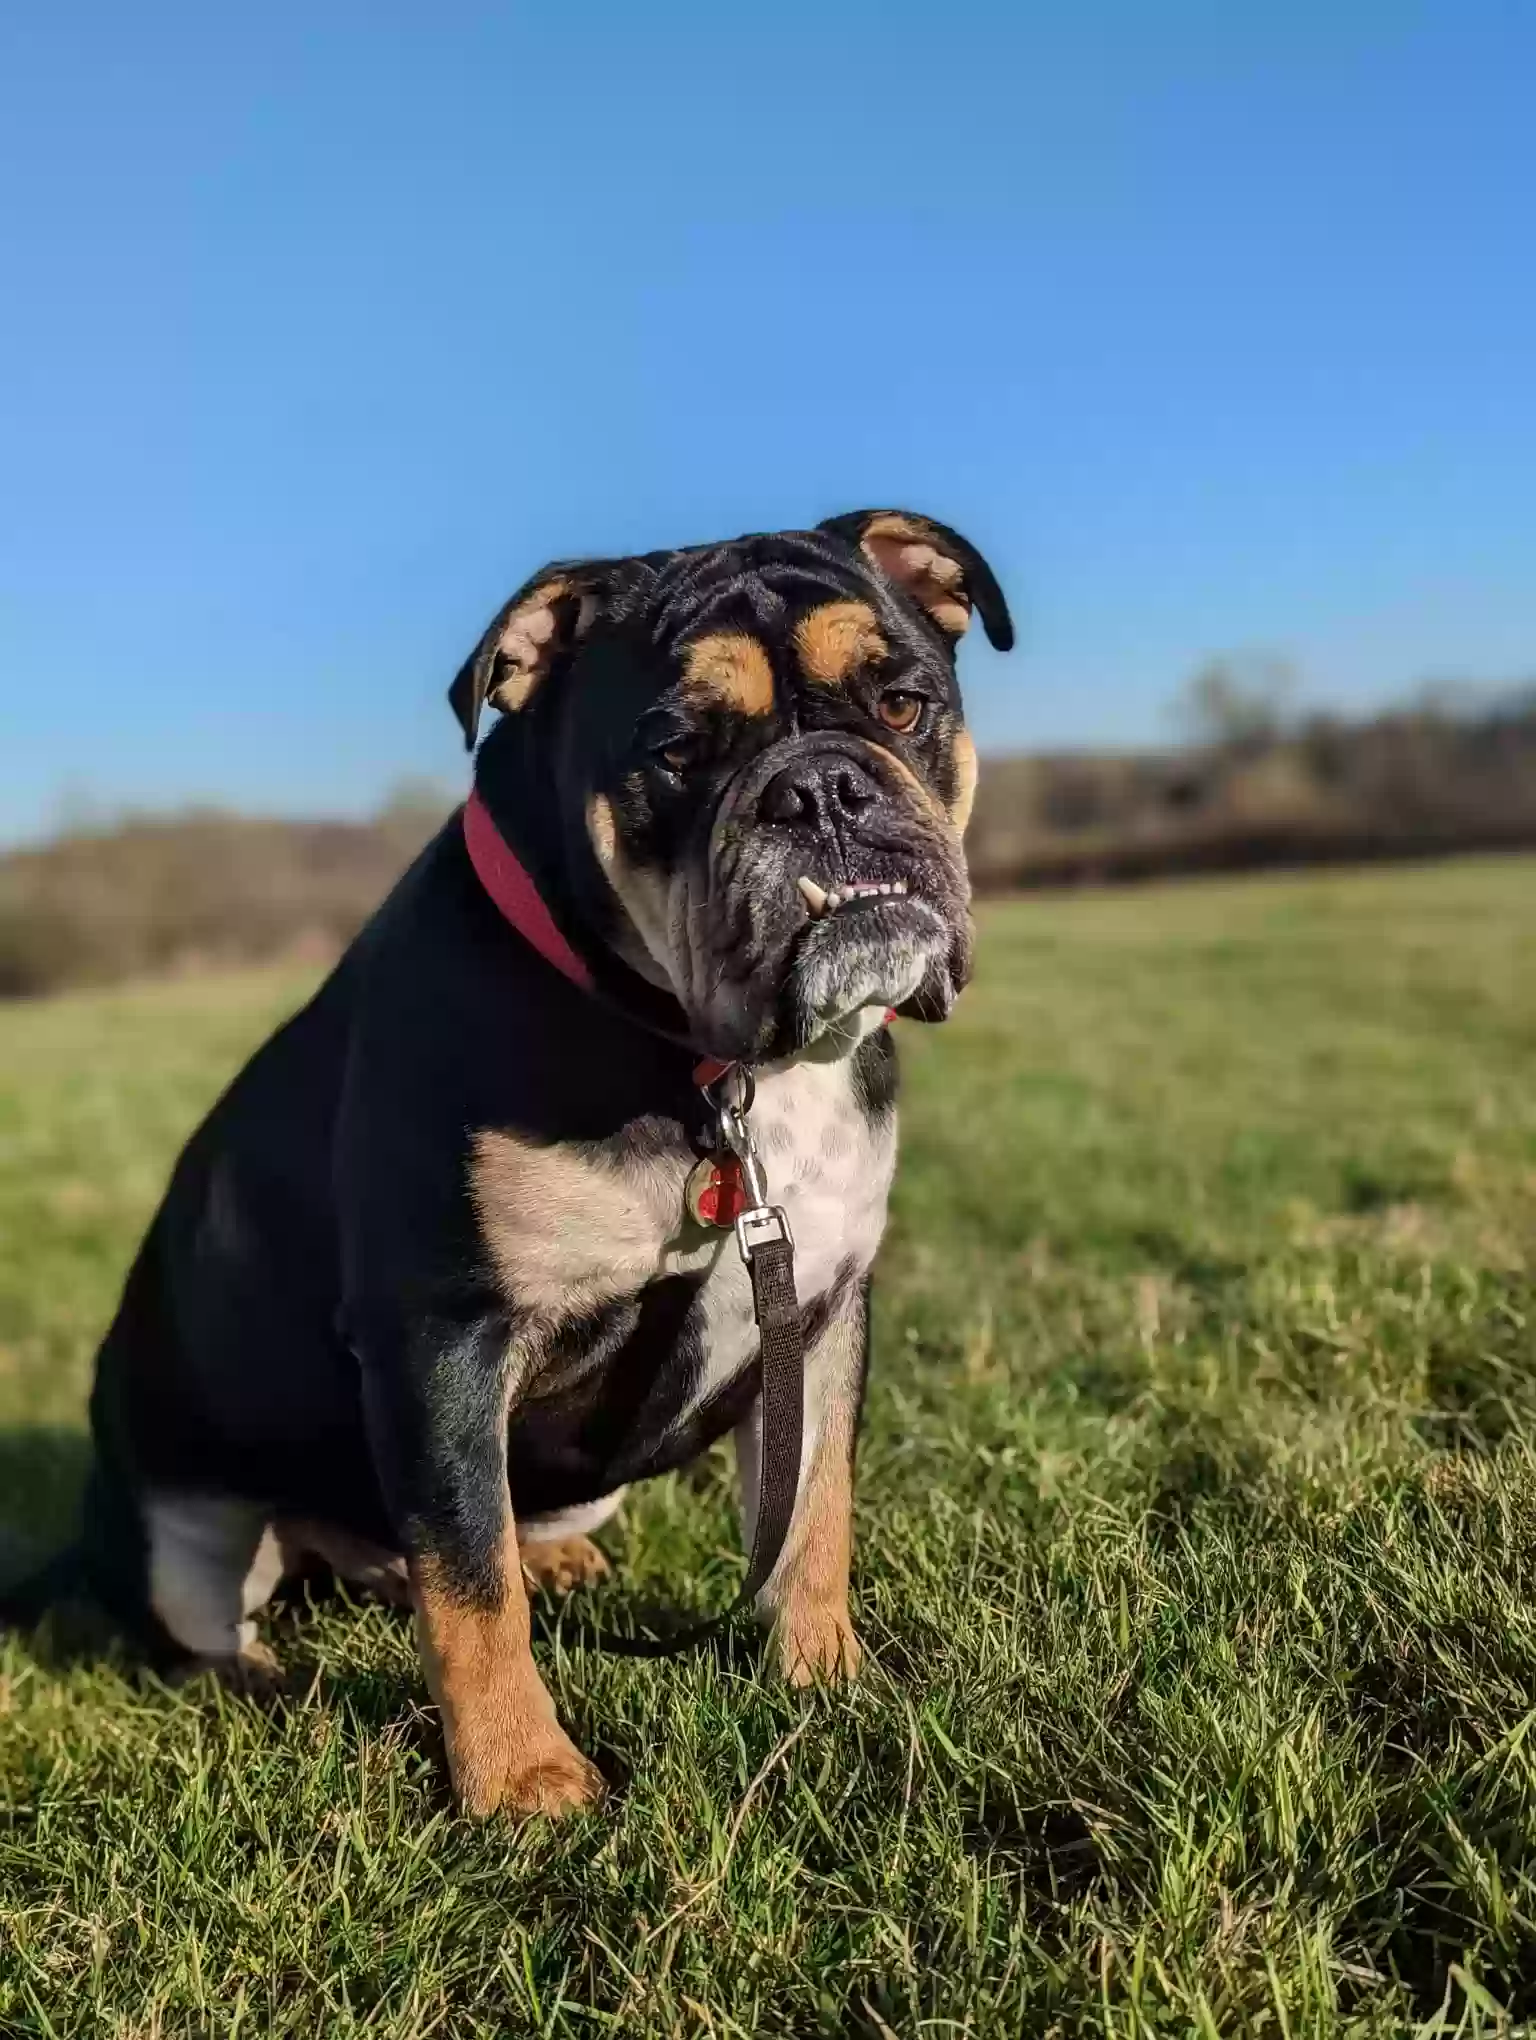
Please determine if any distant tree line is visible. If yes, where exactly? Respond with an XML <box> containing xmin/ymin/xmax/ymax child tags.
<box><xmin>2</xmin><ymin>679</ymin><xmax>1533</xmax><ymax>997</ymax></box>
<box><xmin>0</xmin><ymin>787</ymin><xmax>446</xmax><ymax>998</ymax></box>
<box><xmin>964</xmin><ymin>667</ymin><xmax>1536</xmax><ymax>891</ymax></box>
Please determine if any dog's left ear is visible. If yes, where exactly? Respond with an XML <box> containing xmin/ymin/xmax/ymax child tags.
<box><xmin>448</xmin><ymin>564</ymin><xmax>601</xmax><ymax>749</ymax></box>
<box><xmin>819</xmin><ymin>509</ymin><xmax>1014</xmax><ymax>652</ymax></box>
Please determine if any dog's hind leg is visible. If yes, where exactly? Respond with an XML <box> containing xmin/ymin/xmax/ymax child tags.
<box><xmin>273</xmin><ymin>1518</ymin><xmax>411</xmax><ymax>1607</ymax></box>
<box><xmin>147</xmin><ymin>1494</ymin><xmax>285</xmax><ymax>1682</ymax></box>
<box><xmin>518</xmin><ymin>1489</ymin><xmax>625</xmax><ymax>1594</ymax></box>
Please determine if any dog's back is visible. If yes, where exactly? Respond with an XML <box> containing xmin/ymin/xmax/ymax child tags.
<box><xmin>73</xmin><ymin>945</ymin><xmax>366</xmax><ymax>1637</ymax></box>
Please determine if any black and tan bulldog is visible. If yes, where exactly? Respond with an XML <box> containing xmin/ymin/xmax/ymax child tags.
<box><xmin>12</xmin><ymin>511</ymin><xmax>1012</xmax><ymax>1817</ymax></box>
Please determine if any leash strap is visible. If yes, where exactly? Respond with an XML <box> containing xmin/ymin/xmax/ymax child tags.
<box><xmin>740</xmin><ymin>1229</ymin><xmax>805</xmax><ymax>1602</ymax></box>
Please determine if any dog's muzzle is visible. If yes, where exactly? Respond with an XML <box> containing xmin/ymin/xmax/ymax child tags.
<box><xmin>684</xmin><ymin>735</ymin><xmax>968</xmax><ymax>1058</ymax></box>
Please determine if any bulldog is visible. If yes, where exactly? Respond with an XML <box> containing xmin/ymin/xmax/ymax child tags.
<box><xmin>21</xmin><ymin>511</ymin><xmax>1012</xmax><ymax>1817</ymax></box>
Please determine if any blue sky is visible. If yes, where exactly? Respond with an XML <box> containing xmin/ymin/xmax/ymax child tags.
<box><xmin>1</xmin><ymin>2</ymin><xmax>1532</xmax><ymax>842</ymax></box>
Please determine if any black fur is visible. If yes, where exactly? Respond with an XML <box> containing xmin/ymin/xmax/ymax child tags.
<box><xmin>4</xmin><ymin>512</ymin><xmax>1009</xmax><ymax>1658</ymax></box>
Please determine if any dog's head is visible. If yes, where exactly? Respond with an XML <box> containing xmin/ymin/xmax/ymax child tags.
<box><xmin>451</xmin><ymin>512</ymin><xmax>1013</xmax><ymax>1064</ymax></box>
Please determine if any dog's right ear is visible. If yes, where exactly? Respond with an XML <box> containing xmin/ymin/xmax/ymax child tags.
<box><xmin>448</xmin><ymin>565</ymin><xmax>601</xmax><ymax>749</ymax></box>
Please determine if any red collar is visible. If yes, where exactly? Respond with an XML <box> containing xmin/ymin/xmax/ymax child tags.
<box><xmin>463</xmin><ymin>789</ymin><xmax>891</xmax><ymax>1088</ymax></box>
<box><xmin>463</xmin><ymin>790</ymin><xmax>735</xmax><ymax>1086</ymax></box>
<box><xmin>463</xmin><ymin>788</ymin><xmax>595</xmax><ymax>993</ymax></box>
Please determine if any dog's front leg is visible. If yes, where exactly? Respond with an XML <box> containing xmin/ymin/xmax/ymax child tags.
<box><xmin>355</xmin><ymin>1308</ymin><xmax>603</xmax><ymax>1819</ymax></box>
<box><xmin>736</xmin><ymin>1280</ymin><xmax>870</xmax><ymax>1684</ymax></box>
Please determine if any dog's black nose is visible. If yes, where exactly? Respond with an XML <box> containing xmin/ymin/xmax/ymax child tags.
<box><xmin>760</xmin><ymin>755</ymin><xmax>879</xmax><ymax>831</ymax></box>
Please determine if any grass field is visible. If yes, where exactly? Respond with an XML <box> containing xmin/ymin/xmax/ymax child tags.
<box><xmin>3</xmin><ymin>858</ymin><xmax>1536</xmax><ymax>2037</ymax></box>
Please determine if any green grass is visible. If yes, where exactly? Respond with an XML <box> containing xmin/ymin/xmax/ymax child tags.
<box><xmin>4</xmin><ymin>859</ymin><xmax>1536</xmax><ymax>2037</ymax></box>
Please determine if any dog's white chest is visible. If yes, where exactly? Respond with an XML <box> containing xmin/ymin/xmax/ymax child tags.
<box><xmin>662</xmin><ymin>1059</ymin><xmax>896</xmax><ymax>1406</ymax></box>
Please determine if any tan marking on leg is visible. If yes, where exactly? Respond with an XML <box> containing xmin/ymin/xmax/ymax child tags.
<box><xmin>768</xmin><ymin>1398</ymin><xmax>862</xmax><ymax>1684</ymax></box>
<box><xmin>680</xmin><ymin>631</ymin><xmax>775</xmax><ymax>715</ymax></box>
<box><xmin>950</xmin><ymin>727</ymin><xmax>979</xmax><ymax>835</ymax></box>
<box><xmin>411</xmin><ymin>1528</ymin><xmax>603</xmax><ymax>1819</ymax></box>
<box><xmin>519</xmin><ymin>1533</ymin><xmax>610</xmax><ymax>1593</ymax></box>
<box><xmin>794</xmin><ymin>600</ymin><xmax>887</xmax><ymax>686</ymax></box>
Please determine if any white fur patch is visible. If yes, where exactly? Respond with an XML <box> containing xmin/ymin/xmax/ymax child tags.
<box><xmin>518</xmin><ymin>1490</ymin><xmax>628</xmax><ymax>1540</ymax></box>
<box><xmin>148</xmin><ymin>1494</ymin><xmax>284</xmax><ymax>1658</ymax></box>
<box><xmin>657</xmin><ymin>1051</ymin><xmax>895</xmax><ymax>1445</ymax></box>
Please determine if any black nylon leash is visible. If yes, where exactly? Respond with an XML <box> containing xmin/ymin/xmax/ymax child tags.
<box><xmin>545</xmin><ymin>1083</ymin><xmax>806</xmax><ymax>1659</ymax></box>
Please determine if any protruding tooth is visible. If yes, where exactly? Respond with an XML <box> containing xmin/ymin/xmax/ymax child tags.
<box><xmin>797</xmin><ymin>876</ymin><xmax>829</xmax><ymax>917</ymax></box>
<box><xmin>825</xmin><ymin>890</ymin><xmax>842</xmax><ymax>914</ymax></box>
<box><xmin>893</xmin><ymin>879</ymin><xmax>908</xmax><ymax>893</ymax></box>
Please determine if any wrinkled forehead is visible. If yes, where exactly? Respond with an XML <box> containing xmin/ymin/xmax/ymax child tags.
<box><xmin>631</xmin><ymin>535</ymin><xmax>949</xmax><ymax>719</ymax></box>
<box><xmin>449</xmin><ymin>507</ymin><xmax>1009</xmax><ymax>751</ymax></box>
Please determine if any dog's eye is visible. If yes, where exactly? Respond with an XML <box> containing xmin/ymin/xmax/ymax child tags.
<box><xmin>653</xmin><ymin>736</ymin><xmax>699</xmax><ymax>776</ymax></box>
<box><xmin>876</xmin><ymin>689</ymin><xmax>926</xmax><ymax>735</ymax></box>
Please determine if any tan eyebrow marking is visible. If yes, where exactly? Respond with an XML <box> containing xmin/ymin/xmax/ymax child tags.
<box><xmin>794</xmin><ymin>600</ymin><xmax>888</xmax><ymax>687</ymax></box>
<box><xmin>679</xmin><ymin>632</ymin><xmax>775</xmax><ymax>716</ymax></box>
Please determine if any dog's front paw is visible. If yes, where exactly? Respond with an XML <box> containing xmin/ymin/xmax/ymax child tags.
<box><xmin>519</xmin><ymin>1533</ymin><xmax>610</xmax><ymax>1594</ymax></box>
<box><xmin>502</xmin><ymin>1735</ymin><xmax>608</xmax><ymax>1819</ymax></box>
<box><xmin>448</xmin><ymin>1713</ymin><xmax>605</xmax><ymax>1821</ymax></box>
<box><xmin>772</xmin><ymin>1604</ymin><xmax>863</xmax><ymax>1686</ymax></box>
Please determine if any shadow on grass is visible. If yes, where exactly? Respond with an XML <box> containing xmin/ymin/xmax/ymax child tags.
<box><xmin>1332</xmin><ymin>1801</ymin><xmax>1536</xmax><ymax>2024</ymax></box>
<box><xmin>526</xmin><ymin>1586</ymin><xmax>766</xmax><ymax>1676</ymax></box>
<box><xmin>0</xmin><ymin>1421</ymin><xmax>92</xmax><ymax>1549</ymax></box>
<box><xmin>0</xmin><ymin>1423</ymin><xmax>102</xmax><ymax>1662</ymax></box>
<box><xmin>959</xmin><ymin>1795</ymin><xmax>1109</xmax><ymax>1905</ymax></box>
<box><xmin>0</xmin><ymin>1430</ymin><xmax>127</xmax><ymax>1673</ymax></box>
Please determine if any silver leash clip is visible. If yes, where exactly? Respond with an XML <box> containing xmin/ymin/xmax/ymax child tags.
<box><xmin>736</xmin><ymin>1203</ymin><xmax>793</xmax><ymax>1263</ymax></box>
<box><xmin>707</xmin><ymin>1068</ymin><xmax>794</xmax><ymax>1264</ymax></box>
